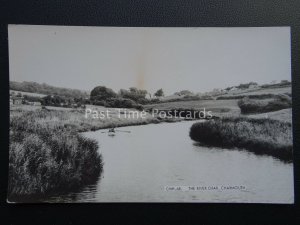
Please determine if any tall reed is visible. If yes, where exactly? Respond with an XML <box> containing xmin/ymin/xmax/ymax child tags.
<box><xmin>8</xmin><ymin>109</ymin><xmax>103</xmax><ymax>201</ymax></box>
<box><xmin>190</xmin><ymin>117</ymin><xmax>293</xmax><ymax>162</ymax></box>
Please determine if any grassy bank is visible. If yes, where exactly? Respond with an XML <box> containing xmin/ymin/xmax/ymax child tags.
<box><xmin>8</xmin><ymin>109</ymin><xmax>103</xmax><ymax>201</ymax></box>
<box><xmin>9</xmin><ymin>104</ymin><xmax>191</xmax><ymax>201</ymax></box>
<box><xmin>247</xmin><ymin>108</ymin><xmax>292</xmax><ymax>122</ymax></box>
<box><xmin>189</xmin><ymin>117</ymin><xmax>293</xmax><ymax>162</ymax></box>
<box><xmin>10</xmin><ymin>105</ymin><xmax>190</xmax><ymax>133</ymax></box>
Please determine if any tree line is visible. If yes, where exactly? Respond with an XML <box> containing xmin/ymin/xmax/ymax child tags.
<box><xmin>10</xmin><ymin>81</ymin><xmax>88</xmax><ymax>99</ymax></box>
<box><xmin>90</xmin><ymin>86</ymin><xmax>164</xmax><ymax>109</ymax></box>
<box><xmin>10</xmin><ymin>81</ymin><xmax>165</xmax><ymax>109</ymax></box>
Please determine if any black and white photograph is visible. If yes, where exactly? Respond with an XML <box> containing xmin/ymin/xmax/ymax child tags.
<box><xmin>8</xmin><ymin>25</ymin><xmax>294</xmax><ymax>203</ymax></box>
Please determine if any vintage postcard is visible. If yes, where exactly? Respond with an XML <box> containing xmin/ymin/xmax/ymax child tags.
<box><xmin>8</xmin><ymin>25</ymin><xmax>294</xmax><ymax>203</ymax></box>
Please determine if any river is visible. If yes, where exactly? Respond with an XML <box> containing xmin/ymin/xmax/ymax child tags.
<box><xmin>48</xmin><ymin>120</ymin><xmax>294</xmax><ymax>203</ymax></box>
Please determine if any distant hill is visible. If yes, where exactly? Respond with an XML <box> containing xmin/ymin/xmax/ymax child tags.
<box><xmin>10</xmin><ymin>81</ymin><xmax>89</xmax><ymax>98</ymax></box>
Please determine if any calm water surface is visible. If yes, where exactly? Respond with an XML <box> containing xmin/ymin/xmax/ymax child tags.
<box><xmin>48</xmin><ymin>121</ymin><xmax>294</xmax><ymax>203</ymax></box>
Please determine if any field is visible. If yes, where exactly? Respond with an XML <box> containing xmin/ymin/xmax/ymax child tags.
<box><xmin>145</xmin><ymin>86</ymin><xmax>292</xmax><ymax>122</ymax></box>
<box><xmin>236</xmin><ymin>86</ymin><xmax>291</xmax><ymax>96</ymax></box>
<box><xmin>146</xmin><ymin>86</ymin><xmax>293</xmax><ymax>162</ymax></box>
<box><xmin>186</xmin><ymin>86</ymin><xmax>293</xmax><ymax>162</ymax></box>
<box><xmin>216</xmin><ymin>86</ymin><xmax>291</xmax><ymax>99</ymax></box>
<box><xmin>10</xmin><ymin>105</ymin><xmax>163</xmax><ymax>133</ymax></box>
<box><xmin>145</xmin><ymin>99</ymin><xmax>241</xmax><ymax>117</ymax></box>
<box><xmin>10</xmin><ymin>90</ymin><xmax>47</xmax><ymax>97</ymax></box>
<box><xmin>247</xmin><ymin>108</ymin><xmax>292</xmax><ymax>122</ymax></box>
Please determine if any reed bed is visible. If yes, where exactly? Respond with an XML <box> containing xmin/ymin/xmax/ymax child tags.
<box><xmin>189</xmin><ymin>117</ymin><xmax>293</xmax><ymax>162</ymax></box>
<box><xmin>8</xmin><ymin>109</ymin><xmax>103</xmax><ymax>201</ymax></box>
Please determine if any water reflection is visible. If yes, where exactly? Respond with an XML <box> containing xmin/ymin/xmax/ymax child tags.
<box><xmin>192</xmin><ymin>142</ymin><xmax>292</xmax><ymax>164</ymax></box>
<box><xmin>46</xmin><ymin>174</ymin><xmax>102</xmax><ymax>203</ymax></box>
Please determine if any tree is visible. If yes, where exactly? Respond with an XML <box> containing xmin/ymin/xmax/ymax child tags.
<box><xmin>154</xmin><ymin>88</ymin><xmax>164</xmax><ymax>97</ymax></box>
<box><xmin>119</xmin><ymin>88</ymin><xmax>147</xmax><ymax>102</ymax></box>
<box><xmin>90</xmin><ymin>86</ymin><xmax>117</xmax><ymax>102</ymax></box>
<box><xmin>129</xmin><ymin>87</ymin><xmax>147</xmax><ymax>97</ymax></box>
<box><xmin>42</xmin><ymin>95</ymin><xmax>68</xmax><ymax>106</ymax></box>
<box><xmin>23</xmin><ymin>95</ymin><xmax>41</xmax><ymax>102</ymax></box>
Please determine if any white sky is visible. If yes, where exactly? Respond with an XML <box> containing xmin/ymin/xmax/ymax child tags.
<box><xmin>9</xmin><ymin>25</ymin><xmax>291</xmax><ymax>95</ymax></box>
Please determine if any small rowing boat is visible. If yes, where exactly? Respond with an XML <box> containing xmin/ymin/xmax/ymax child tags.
<box><xmin>101</xmin><ymin>127</ymin><xmax>131</xmax><ymax>136</ymax></box>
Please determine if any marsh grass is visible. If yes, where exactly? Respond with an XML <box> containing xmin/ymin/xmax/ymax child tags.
<box><xmin>8</xmin><ymin>109</ymin><xmax>103</xmax><ymax>201</ymax></box>
<box><xmin>190</xmin><ymin>117</ymin><xmax>293</xmax><ymax>162</ymax></box>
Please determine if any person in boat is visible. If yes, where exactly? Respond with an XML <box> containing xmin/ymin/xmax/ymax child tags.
<box><xmin>108</xmin><ymin>127</ymin><xmax>115</xmax><ymax>133</ymax></box>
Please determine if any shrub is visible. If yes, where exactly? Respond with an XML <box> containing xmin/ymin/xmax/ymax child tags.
<box><xmin>23</xmin><ymin>95</ymin><xmax>42</xmax><ymax>102</ymax></box>
<box><xmin>189</xmin><ymin>117</ymin><xmax>293</xmax><ymax>162</ymax></box>
<box><xmin>101</xmin><ymin>97</ymin><xmax>143</xmax><ymax>110</ymax></box>
<box><xmin>119</xmin><ymin>88</ymin><xmax>147</xmax><ymax>102</ymax></box>
<box><xmin>93</xmin><ymin>100</ymin><xmax>107</xmax><ymax>106</ymax></box>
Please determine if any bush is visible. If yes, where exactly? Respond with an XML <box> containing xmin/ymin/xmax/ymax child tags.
<box><xmin>23</xmin><ymin>95</ymin><xmax>42</xmax><ymax>103</ymax></box>
<box><xmin>96</xmin><ymin>97</ymin><xmax>144</xmax><ymax>110</ymax></box>
<box><xmin>119</xmin><ymin>88</ymin><xmax>147</xmax><ymax>102</ymax></box>
<box><xmin>189</xmin><ymin>117</ymin><xmax>293</xmax><ymax>162</ymax></box>
<box><xmin>93</xmin><ymin>100</ymin><xmax>107</xmax><ymax>106</ymax></box>
<box><xmin>238</xmin><ymin>95</ymin><xmax>292</xmax><ymax>114</ymax></box>
<box><xmin>136</xmin><ymin>98</ymin><xmax>151</xmax><ymax>105</ymax></box>
<box><xmin>8</xmin><ymin>110</ymin><xmax>103</xmax><ymax>201</ymax></box>
<box><xmin>106</xmin><ymin>97</ymin><xmax>135</xmax><ymax>107</ymax></box>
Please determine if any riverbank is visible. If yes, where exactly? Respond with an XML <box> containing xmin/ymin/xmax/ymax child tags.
<box><xmin>8</xmin><ymin>107</ymin><xmax>104</xmax><ymax>202</ymax></box>
<box><xmin>9</xmin><ymin>104</ymin><xmax>201</xmax><ymax>200</ymax></box>
<box><xmin>189</xmin><ymin>116</ymin><xmax>293</xmax><ymax>162</ymax></box>
<box><xmin>9</xmin><ymin>101</ymin><xmax>293</xmax><ymax>200</ymax></box>
<box><xmin>147</xmin><ymin>96</ymin><xmax>293</xmax><ymax>162</ymax></box>
<box><xmin>10</xmin><ymin>105</ymin><xmax>197</xmax><ymax>133</ymax></box>
<box><xmin>52</xmin><ymin>119</ymin><xmax>294</xmax><ymax>203</ymax></box>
